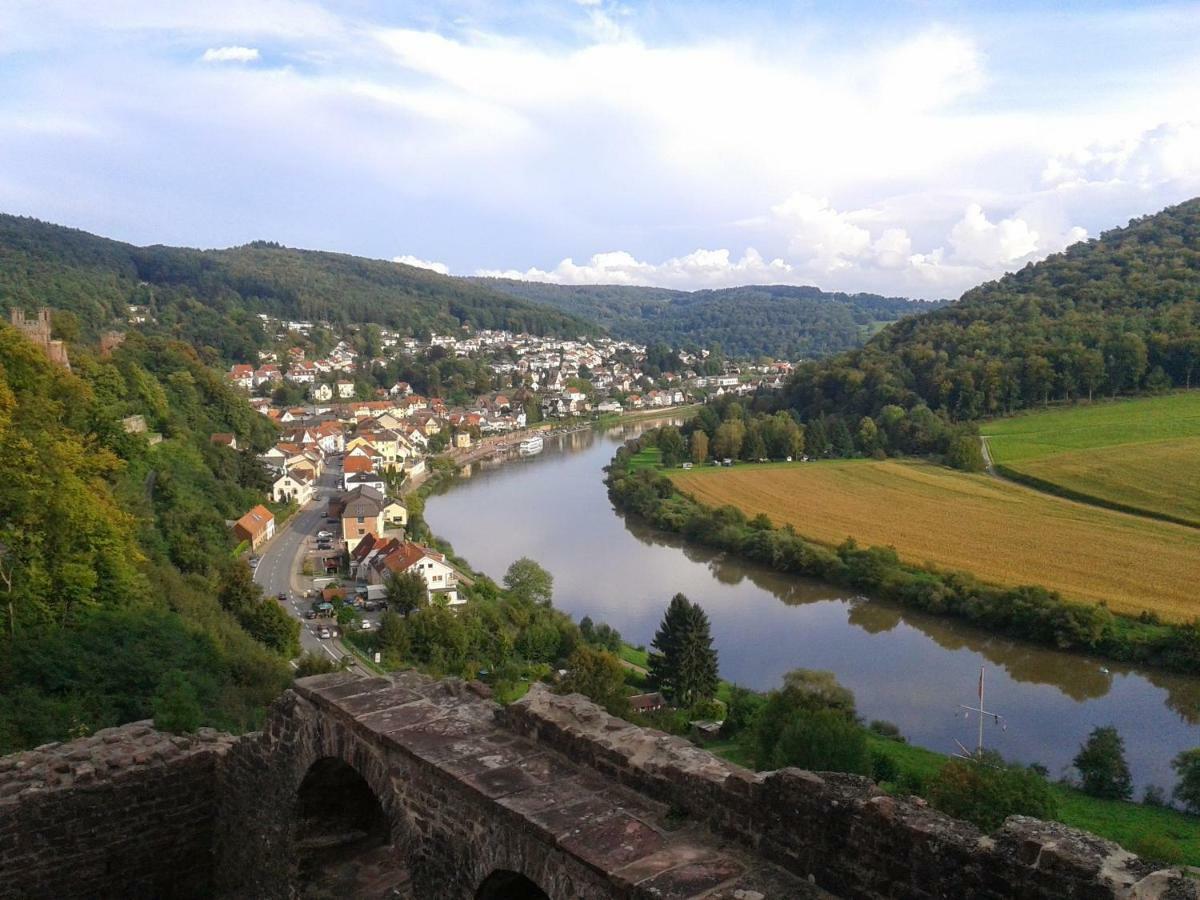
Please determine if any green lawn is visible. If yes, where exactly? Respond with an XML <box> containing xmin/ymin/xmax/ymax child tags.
<box><xmin>983</xmin><ymin>392</ymin><xmax>1200</xmax><ymax>463</ymax></box>
<box><xmin>982</xmin><ymin>392</ymin><xmax>1200</xmax><ymax>527</ymax></box>
<box><xmin>627</xmin><ymin>447</ymin><xmax>664</xmax><ymax>470</ymax></box>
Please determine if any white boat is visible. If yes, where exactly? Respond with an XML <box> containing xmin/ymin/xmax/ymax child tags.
<box><xmin>518</xmin><ymin>435</ymin><xmax>544</xmax><ymax>455</ymax></box>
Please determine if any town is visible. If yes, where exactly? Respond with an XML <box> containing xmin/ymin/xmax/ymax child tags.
<box><xmin>221</xmin><ymin>317</ymin><xmax>793</xmax><ymax>660</ymax></box>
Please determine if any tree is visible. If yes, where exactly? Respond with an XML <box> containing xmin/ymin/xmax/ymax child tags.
<box><xmin>386</xmin><ymin>570</ymin><xmax>427</xmax><ymax>616</ymax></box>
<box><xmin>928</xmin><ymin>755</ymin><xmax>1058</xmax><ymax>831</ymax></box>
<box><xmin>1171</xmin><ymin>748</ymin><xmax>1200</xmax><ymax>813</ymax></box>
<box><xmin>240</xmin><ymin>600</ymin><xmax>301</xmax><ymax>657</ymax></box>
<box><xmin>152</xmin><ymin>671</ymin><xmax>203</xmax><ymax>733</ymax></box>
<box><xmin>1073</xmin><ymin>726</ymin><xmax>1132</xmax><ymax>800</ymax></box>
<box><xmin>711</xmin><ymin>421</ymin><xmax>745</xmax><ymax>460</ymax></box>
<box><xmin>558</xmin><ymin>645</ymin><xmax>630</xmax><ymax>717</ymax></box>
<box><xmin>690</xmin><ymin>429</ymin><xmax>709</xmax><ymax>464</ymax></box>
<box><xmin>647</xmin><ymin>594</ymin><xmax>718</xmax><ymax>707</ymax></box>
<box><xmin>504</xmin><ymin>558</ymin><xmax>554</xmax><ymax>606</ymax></box>
<box><xmin>657</xmin><ymin>426</ymin><xmax>686</xmax><ymax>467</ymax></box>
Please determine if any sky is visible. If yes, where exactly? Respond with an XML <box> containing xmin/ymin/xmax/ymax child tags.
<box><xmin>1</xmin><ymin>1</ymin><xmax>1198</xmax><ymax>299</ymax></box>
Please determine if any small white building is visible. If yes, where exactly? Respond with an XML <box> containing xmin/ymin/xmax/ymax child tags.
<box><xmin>272</xmin><ymin>470</ymin><xmax>314</xmax><ymax>506</ymax></box>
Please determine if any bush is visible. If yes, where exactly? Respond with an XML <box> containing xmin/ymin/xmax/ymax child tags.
<box><xmin>152</xmin><ymin>671</ymin><xmax>203</xmax><ymax>733</ymax></box>
<box><xmin>764</xmin><ymin>707</ymin><xmax>871</xmax><ymax>775</ymax></box>
<box><xmin>868</xmin><ymin>720</ymin><xmax>906</xmax><ymax>742</ymax></box>
<box><xmin>928</xmin><ymin>756</ymin><xmax>1058</xmax><ymax>832</ymax></box>
<box><xmin>1171</xmin><ymin>747</ymin><xmax>1200</xmax><ymax>813</ymax></box>
<box><xmin>871</xmin><ymin>751</ymin><xmax>900</xmax><ymax>784</ymax></box>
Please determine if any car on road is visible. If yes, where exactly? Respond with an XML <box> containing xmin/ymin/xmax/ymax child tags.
<box><xmin>277</xmin><ymin>592</ymin><xmax>288</xmax><ymax>602</ymax></box>
<box><xmin>317</xmin><ymin>627</ymin><xmax>332</xmax><ymax>639</ymax></box>
<box><xmin>304</xmin><ymin>610</ymin><xmax>316</xmax><ymax>620</ymax></box>
<box><xmin>317</xmin><ymin>530</ymin><xmax>333</xmax><ymax>539</ymax></box>
<box><xmin>248</xmin><ymin>556</ymin><xmax>261</xmax><ymax>569</ymax></box>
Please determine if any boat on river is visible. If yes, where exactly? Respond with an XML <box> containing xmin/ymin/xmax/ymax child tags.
<box><xmin>518</xmin><ymin>435</ymin><xmax>544</xmax><ymax>455</ymax></box>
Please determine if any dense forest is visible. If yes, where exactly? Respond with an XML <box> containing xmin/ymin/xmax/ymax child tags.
<box><xmin>474</xmin><ymin>279</ymin><xmax>938</xmax><ymax>358</ymax></box>
<box><xmin>781</xmin><ymin>198</ymin><xmax>1200</xmax><ymax>422</ymax></box>
<box><xmin>0</xmin><ymin>326</ymin><xmax>298</xmax><ymax>752</ymax></box>
<box><xmin>0</xmin><ymin>215</ymin><xmax>596</xmax><ymax>364</ymax></box>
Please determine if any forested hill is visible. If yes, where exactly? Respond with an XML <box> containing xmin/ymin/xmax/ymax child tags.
<box><xmin>0</xmin><ymin>215</ymin><xmax>596</xmax><ymax>363</ymax></box>
<box><xmin>784</xmin><ymin>198</ymin><xmax>1200</xmax><ymax>422</ymax></box>
<box><xmin>471</xmin><ymin>279</ymin><xmax>938</xmax><ymax>359</ymax></box>
<box><xmin>0</xmin><ymin>325</ymin><xmax>298</xmax><ymax>752</ymax></box>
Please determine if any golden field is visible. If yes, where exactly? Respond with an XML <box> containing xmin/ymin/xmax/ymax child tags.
<box><xmin>671</xmin><ymin>459</ymin><xmax>1200</xmax><ymax>621</ymax></box>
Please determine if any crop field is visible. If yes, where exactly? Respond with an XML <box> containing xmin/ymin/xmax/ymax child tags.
<box><xmin>671</xmin><ymin>459</ymin><xmax>1200</xmax><ymax>621</ymax></box>
<box><xmin>982</xmin><ymin>393</ymin><xmax>1200</xmax><ymax>526</ymax></box>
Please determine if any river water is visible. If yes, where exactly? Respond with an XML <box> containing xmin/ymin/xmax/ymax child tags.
<box><xmin>425</xmin><ymin>419</ymin><xmax>1200</xmax><ymax>793</ymax></box>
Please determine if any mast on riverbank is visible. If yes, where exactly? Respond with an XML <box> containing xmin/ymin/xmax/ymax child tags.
<box><xmin>954</xmin><ymin>666</ymin><xmax>1006</xmax><ymax>760</ymax></box>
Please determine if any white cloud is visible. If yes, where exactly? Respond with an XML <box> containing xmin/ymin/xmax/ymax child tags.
<box><xmin>1043</xmin><ymin>121</ymin><xmax>1200</xmax><ymax>190</ymax></box>
<box><xmin>478</xmin><ymin>247</ymin><xmax>791</xmax><ymax>289</ymax></box>
<box><xmin>201</xmin><ymin>46</ymin><xmax>260</xmax><ymax>63</ymax></box>
<box><xmin>394</xmin><ymin>254</ymin><xmax>450</xmax><ymax>275</ymax></box>
<box><xmin>946</xmin><ymin>203</ymin><xmax>1040</xmax><ymax>266</ymax></box>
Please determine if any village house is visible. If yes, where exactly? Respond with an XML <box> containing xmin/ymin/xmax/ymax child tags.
<box><xmin>338</xmin><ymin>485</ymin><xmax>385</xmax><ymax>551</ymax></box>
<box><xmin>366</xmin><ymin>540</ymin><xmax>461</xmax><ymax>606</ymax></box>
<box><xmin>271</xmin><ymin>470</ymin><xmax>314</xmax><ymax>505</ymax></box>
<box><xmin>233</xmin><ymin>505</ymin><xmax>275</xmax><ymax>551</ymax></box>
<box><xmin>210</xmin><ymin>432</ymin><xmax>239</xmax><ymax>450</ymax></box>
<box><xmin>309</xmin><ymin>383</ymin><xmax>333</xmax><ymax>402</ymax></box>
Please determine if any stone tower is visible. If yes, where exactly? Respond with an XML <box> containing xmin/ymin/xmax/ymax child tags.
<box><xmin>9</xmin><ymin>307</ymin><xmax>71</xmax><ymax>370</ymax></box>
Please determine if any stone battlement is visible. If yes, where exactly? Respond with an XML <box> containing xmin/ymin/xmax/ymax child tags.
<box><xmin>9</xmin><ymin>307</ymin><xmax>70</xmax><ymax>370</ymax></box>
<box><xmin>1</xmin><ymin>674</ymin><xmax>1196</xmax><ymax>899</ymax></box>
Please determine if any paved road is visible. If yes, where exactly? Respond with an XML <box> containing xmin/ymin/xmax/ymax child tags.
<box><xmin>252</xmin><ymin>458</ymin><xmax>372</xmax><ymax>673</ymax></box>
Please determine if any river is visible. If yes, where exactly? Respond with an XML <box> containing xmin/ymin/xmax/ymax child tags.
<box><xmin>425</xmin><ymin>419</ymin><xmax>1200</xmax><ymax>793</ymax></box>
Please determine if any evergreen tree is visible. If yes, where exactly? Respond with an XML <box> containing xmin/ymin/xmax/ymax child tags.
<box><xmin>1073</xmin><ymin>726</ymin><xmax>1133</xmax><ymax>800</ymax></box>
<box><xmin>648</xmin><ymin>593</ymin><xmax>719</xmax><ymax>706</ymax></box>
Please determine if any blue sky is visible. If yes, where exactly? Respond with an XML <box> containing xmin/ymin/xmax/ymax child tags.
<box><xmin>1</xmin><ymin>1</ymin><xmax>1198</xmax><ymax>297</ymax></box>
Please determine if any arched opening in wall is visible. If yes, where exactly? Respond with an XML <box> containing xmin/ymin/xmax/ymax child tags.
<box><xmin>294</xmin><ymin>756</ymin><xmax>390</xmax><ymax>883</ymax></box>
<box><xmin>475</xmin><ymin>869</ymin><xmax>551</xmax><ymax>900</ymax></box>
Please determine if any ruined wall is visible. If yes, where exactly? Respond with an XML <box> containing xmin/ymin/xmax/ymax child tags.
<box><xmin>2</xmin><ymin>676</ymin><xmax>1197</xmax><ymax>900</ymax></box>
<box><xmin>216</xmin><ymin>673</ymin><xmax>624</xmax><ymax>900</ymax></box>
<box><xmin>0</xmin><ymin>721</ymin><xmax>233</xmax><ymax>900</ymax></box>
<box><xmin>502</xmin><ymin>686</ymin><xmax>1197</xmax><ymax>900</ymax></box>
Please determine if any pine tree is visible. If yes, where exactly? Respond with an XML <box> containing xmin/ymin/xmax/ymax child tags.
<box><xmin>648</xmin><ymin>593</ymin><xmax>719</xmax><ymax>707</ymax></box>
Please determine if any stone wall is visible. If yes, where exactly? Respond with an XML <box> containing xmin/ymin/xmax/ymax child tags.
<box><xmin>501</xmin><ymin>686</ymin><xmax>1199</xmax><ymax>900</ymax></box>
<box><xmin>0</xmin><ymin>721</ymin><xmax>233</xmax><ymax>900</ymax></box>
<box><xmin>3</xmin><ymin>676</ymin><xmax>1198</xmax><ymax>900</ymax></box>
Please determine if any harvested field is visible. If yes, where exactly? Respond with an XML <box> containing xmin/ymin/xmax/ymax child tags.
<box><xmin>671</xmin><ymin>459</ymin><xmax>1200</xmax><ymax>621</ymax></box>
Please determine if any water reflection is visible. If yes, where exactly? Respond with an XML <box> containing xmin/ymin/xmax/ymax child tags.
<box><xmin>425</xmin><ymin>418</ymin><xmax>1200</xmax><ymax>790</ymax></box>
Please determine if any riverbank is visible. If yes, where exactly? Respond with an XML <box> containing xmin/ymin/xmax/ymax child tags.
<box><xmin>606</xmin><ymin>432</ymin><xmax>1200</xmax><ymax>677</ymax></box>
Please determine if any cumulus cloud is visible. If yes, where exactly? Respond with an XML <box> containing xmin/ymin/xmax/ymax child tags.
<box><xmin>1043</xmin><ymin>121</ymin><xmax>1200</xmax><ymax>190</ymax></box>
<box><xmin>201</xmin><ymin>46</ymin><xmax>260</xmax><ymax>63</ymax></box>
<box><xmin>394</xmin><ymin>254</ymin><xmax>450</xmax><ymax>275</ymax></box>
<box><xmin>478</xmin><ymin>247</ymin><xmax>791</xmax><ymax>289</ymax></box>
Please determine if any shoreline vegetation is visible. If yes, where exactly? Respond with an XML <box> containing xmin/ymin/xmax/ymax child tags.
<box><xmin>605</xmin><ymin>429</ymin><xmax>1200</xmax><ymax>677</ymax></box>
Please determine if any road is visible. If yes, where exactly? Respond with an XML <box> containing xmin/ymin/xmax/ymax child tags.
<box><xmin>252</xmin><ymin>456</ymin><xmax>374</xmax><ymax>674</ymax></box>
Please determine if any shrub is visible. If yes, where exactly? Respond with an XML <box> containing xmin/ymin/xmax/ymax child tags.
<box><xmin>871</xmin><ymin>751</ymin><xmax>900</xmax><ymax>784</ymax></box>
<box><xmin>927</xmin><ymin>755</ymin><xmax>1058</xmax><ymax>832</ymax></box>
<box><xmin>1073</xmin><ymin>726</ymin><xmax>1132</xmax><ymax>800</ymax></box>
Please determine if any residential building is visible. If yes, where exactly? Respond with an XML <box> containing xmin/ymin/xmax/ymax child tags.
<box><xmin>233</xmin><ymin>505</ymin><xmax>275</xmax><ymax>551</ymax></box>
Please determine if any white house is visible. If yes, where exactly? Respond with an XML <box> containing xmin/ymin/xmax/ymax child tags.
<box><xmin>272</xmin><ymin>470</ymin><xmax>314</xmax><ymax>505</ymax></box>
<box><xmin>310</xmin><ymin>383</ymin><xmax>333</xmax><ymax>402</ymax></box>
<box><xmin>336</xmin><ymin>380</ymin><xmax>355</xmax><ymax>399</ymax></box>
<box><xmin>367</xmin><ymin>540</ymin><xmax>461</xmax><ymax>606</ymax></box>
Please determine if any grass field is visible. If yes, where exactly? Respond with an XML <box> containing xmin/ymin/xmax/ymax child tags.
<box><xmin>671</xmin><ymin>459</ymin><xmax>1200</xmax><ymax>620</ymax></box>
<box><xmin>982</xmin><ymin>393</ymin><xmax>1200</xmax><ymax>527</ymax></box>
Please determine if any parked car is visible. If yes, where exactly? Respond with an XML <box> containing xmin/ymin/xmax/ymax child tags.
<box><xmin>317</xmin><ymin>530</ymin><xmax>332</xmax><ymax>539</ymax></box>
<box><xmin>317</xmin><ymin>627</ymin><xmax>332</xmax><ymax>639</ymax></box>
<box><xmin>304</xmin><ymin>610</ymin><xmax>316</xmax><ymax>620</ymax></box>
<box><xmin>317</xmin><ymin>541</ymin><xmax>332</xmax><ymax>551</ymax></box>
<box><xmin>277</xmin><ymin>592</ymin><xmax>288</xmax><ymax>602</ymax></box>
<box><xmin>681</xmin><ymin>462</ymin><xmax>693</xmax><ymax>470</ymax></box>
<box><xmin>248</xmin><ymin>556</ymin><xmax>261</xmax><ymax>568</ymax></box>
